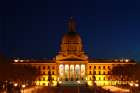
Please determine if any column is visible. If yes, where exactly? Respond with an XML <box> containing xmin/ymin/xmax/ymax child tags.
<box><xmin>80</xmin><ymin>64</ymin><xmax>81</xmax><ymax>80</ymax></box>
<box><xmin>64</xmin><ymin>64</ymin><xmax>65</xmax><ymax>81</ymax></box>
<box><xmin>69</xmin><ymin>64</ymin><xmax>70</xmax><ymax>81</ymax></box>
<box><xmin>74</xmin><ymin>64</ymin><xmax>76</xmax><ymax>81</ymax></box>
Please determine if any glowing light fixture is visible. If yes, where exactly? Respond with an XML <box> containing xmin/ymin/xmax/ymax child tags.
<box><xmin>14</xmin><ymin>59</ymin><xmax>19</xmax><ymax>62</ymax></box>
<box><xmin>59</xmin><ymin>81</ymin><xmax>62</xmax><ymax>84</ymax></box>
<box><xmin>125</xmin><ymin>59</ymin><xmax>129</xmax><ymax>62</ymax></box>
<box><xmin>14</xmin><ymin>83</ymin><xmax>18</xmax><ymax>87</ymax></box>
<box><xmin>129</xmin><ymin>83</ymin><xmax>133</xmax><ymax>86</ymax></box>
<box><xmin>135</xmin><ymin>83</ymin><xmax>139</xmax><ymax>87</ymax></box>
<box><xmin>77</xmin><ymin>80</ymin><xmax>80</xmax><ymax>84</ymax></box>
<box><xmin>22</xmin><ymin>84</ymin><xmax>26</xmax><ymax>88</ymax></box>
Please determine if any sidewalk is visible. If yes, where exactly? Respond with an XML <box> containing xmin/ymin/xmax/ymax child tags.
<box><xmin>102</xmin><ymin>86</ymin><xmax>130</xmax><ymax>93</ymax></box>
<box><xmin>21</xmin><ymin>86</ymin><xmax>43</xmax><ymax>93</ymax></box>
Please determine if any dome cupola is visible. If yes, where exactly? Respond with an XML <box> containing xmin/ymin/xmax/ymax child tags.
<box><xmin>60</xmin><ymin>17</ymin><xmax>83</xmax><ymax>54</ymax></box>
<box><xmin>56</xmin><ymin>17</ymin><xmax>88</xmax><ymax>61</ymax></box>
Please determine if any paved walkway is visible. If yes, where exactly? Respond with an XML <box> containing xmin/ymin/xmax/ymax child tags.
<box><xmin>102</xmin><ymin>86</ymin><xmax>130</xmax><ymax>93</ymax></box>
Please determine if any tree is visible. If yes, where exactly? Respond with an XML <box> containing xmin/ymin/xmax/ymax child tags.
<box><xmin>134</xmin><ymin>63</ymin><xmax>140</xmax><ymax>85</ymax></box>
<box><xmin>111</xmin><ymin>64</ymin><xmax>136</xmax><ymax>85</ymax></box>
<box><xmin>0</xmin><ymin>64</ymin><xmax>40</xmax><ymax>85</ymax></box>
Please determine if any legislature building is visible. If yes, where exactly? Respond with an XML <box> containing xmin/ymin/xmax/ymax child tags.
<box><xmin>13</xmin><ymin>18</ymin><xmax>136</xmax><ymax>86</ymax></box>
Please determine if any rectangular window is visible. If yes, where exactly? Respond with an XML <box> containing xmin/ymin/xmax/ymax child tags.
<box><xmin>98</xmin><ymin>71</ymin><xmax>101</xmax><ymax>75</ymax></box>
<box><xmin>38</xmin><ymin>66</ymin><xmax>41</xmax><ymax>70</ymax></box>
<box><xmin>48</xmin><ymin>66</ymin><xmax>50</xmax><ymax>69</ymax></box>
<box><xmin>43</xmin><ymin>66</ymin><xmax>45</xmax><ymax>70</ymax></box>
<box><xmin>103</xmin><ymin>71</ymin><xmax>105</xmax><ymax>75</ymax></box>
<box><xmin>89</xmin><ymin>66</ymin><xmax>91</xmax><ymax>69</ymax></box>
<box><xmin>108</xmin><ymin>71</ymin><xmax>110</xmax><ymax>74</ymax></box>
<box><xmin>104</xmin><ymin>77</ymin><xmax>105</xmax><ymax>80</ymax></box>
<box><xmin>52</xmin><ymin>66</ymin><xmax>55</xmax><ymax>69</ymax></box>
<box><xmin>98</xmin><ymin>66</ymin><xmax>101</xmax><ymax>69</ymax></box>
<box><xmin>94</xmin><ymin>71</ymin><xmax>96</xmax><ymax>74</ymax></box>
<box><xmin>108</xmin><ymin>66</ymin><xmax>110</xmax><ymax>70</ymax></box>
<box><xmin>52</xmin><ymin>71</ymin><xmax>54</xmax><ymax>75</ymax></box>
<box><xmin>43</xmin><ymin>72</ymin><xmax>45</xmax><ymax>75</ymax></box>
<box><xmin>99</xmin><ymin>77</ymin><xmax>100</xmax><ymax>80</ymax></box>
<box><xmin>43</xmin><ymin>77</ymin><xmax>45</xmax><ymax>81</ymax></box>
<box><xmin>89</xmin><ymin>71</ymin><xmax>91</xmax><ymax>75</ymax></box>
<box><xmin>103</xmin><ymin>66</ymin><xmax>105</xmax><ymax>69</ymax></box>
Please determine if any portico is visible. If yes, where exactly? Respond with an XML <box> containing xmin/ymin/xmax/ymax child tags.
<box><xmin>58</xmin><ymin>63</ymin><xmax>86</xmax><ymax>81</ymax></box>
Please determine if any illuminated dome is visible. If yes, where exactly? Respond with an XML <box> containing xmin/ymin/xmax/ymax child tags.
<box><xmin>62</xmin><ymin>31</ymin><xmax>82</xmax><ymax>44</ymax></box>
<box><xmin>56</xmin><ymin>17</ymin><xmax>88</xmax><ymax>61</ymax></box>
<box><xmin>60</xmin><ymin>17</ymin><xmax>83</xmax><ymax>55</ymax></box>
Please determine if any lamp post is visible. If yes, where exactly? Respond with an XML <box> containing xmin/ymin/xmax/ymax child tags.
<box><xmin>59</xmin><ymin>81</ymin><xmax>62</xmax><ymax>93</ymax></box>
<box><xmin>129</xmin><ymin>83</ymin><xmax>139</xmax><ymax>93</ymax></box>
<box><xmin>77</xmin><ymin>80</ymin><xmax>80</xmax><ymax>93</ymax></box>
<box><xmin>22</xmin><ymin>84</ymin><xmax>26</xmax><ymax>93</ymax></box>
<box><xmin>14</xmin><ymin>83</ymin><xmax>18</xmax><ymax>87</ymax></box>
<box><xmin>135</xmin><ymin>83</ymin><xmax>139</xmax><ymax>92</ymax></box>
<box><xmin>129</xmin><ymin>83</ymin><xmax>133</xmax><ymax>93</ymax></box>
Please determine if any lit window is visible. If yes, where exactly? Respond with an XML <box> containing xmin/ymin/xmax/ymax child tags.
<box><xmin>89</xmin><ymin>71</ymin><xmax>91</xmax><ymax>74</ymax></box>
<box><xmin>52</xmin><ymin>77</ymin><xmax>54</xmax><ymax>80</ymax></box>
<box><xmin>48</xmin><ymin>66</ymin><xmax>50</xmax><ymax>69</ymax></box>
<box><xmin>48</xmin><ymin>71</ymin><xmax>51</xmax><ymax>75</ymax></box>
<box><xmin>43</xmin><ymin>66</ymin><xmax>45</xmax><ymax>70</ymax></box>
<box><xmin>103</xmin><ymin>66</ymin><xmax>105</xmax><ymax>69</ymax></box>
<box><xmin>99</xmin><ymin>71</ymin><xmax>101</xmax><ymax>75</ymax></box>
<box><xmin>38</xmin><ymin>66</ymin><xmax>41</xmax><ymax>70</ymax></box>
<box><xmin>93</xmin><ymin>76</ymin><xmax>96</xmax><ymax>80</ymax></box>
<box><xmin>43</xmin><ymin>77</ymin><xmax>45</xmax><ymax>81</ymax></box>
<box><xmin>43</xmin><ymin>72</ymin><xmax>45</xmax><ymax>75</ymax></box>
<box><xmin>52</xmin><ymin>71</ymin><xmax>54</xmax><ymax>75</ymax></box>
<box><xmin>90</xmin><ymin>77</ymin><xmax>92</xmax><ymax>80</ymax></box>
<box><xmin>104</xmin><ymin>77</ymin><xmax>105</xmax><ymax>80</ymax></box>
<box><xmin>89</xmin><ymin>66</ymin><xmax>91</xmax><ymax>69</ymax></box>
<box><xmin>43</xmin><ymin>83</ymin><xmax>45</xmax><ymax>86</ymax></box>
<box><xmin>108</xmin><ymin>77</ymin><xmax>110</xmax><ymax>80</ymax></box>
<box><xmin>108</xmin><ymin>66</ymin><xmax>110</xmax><ymax>70</ymax></box>
<box><xmin>52</xmin><ymin>66</ymin><xmax>55</xmax><ymax>69</ymax></box>
<box><xmin>98</xmin><ymin>66</ymin><xmax>101</xmax><ymax>69</ymax></box>
<box><xmin>94</xmin><ymin>71</ymin><xmax>96</xmax><ymax>74</ymax></box>
<box><xmin>103</xmin><ymin>71</ymin><xmax>105</xmax><ymax>75</ymax></box>
<box><xmin>39</xmin><ymin>78</ymin><xmax>41</xmax><ymax>81</ymax></box>
<box><xmin>108</xmin><ymin>71</ymin><xmax>110</xmax><ymax>74</ymax></box>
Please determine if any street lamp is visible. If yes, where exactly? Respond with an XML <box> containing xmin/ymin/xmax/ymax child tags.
<box><xmin>59</xmin><ymin>81</ymin><xmax>62</xmax><ymax>84</ymax></box>
<box><xmin>77</xmin><ymin>80</ymin><xmax>80</xmax><ymax>93</ymax></box>
<box><xmin>14</xmin><ymin>83</ymin><xmax>18</xmax><ymax>87</ymax></box>
<box><xmin>129</xmin><ymin>83</ymin><xmax>133</xmax><ymax>93</ymax></box>
<box><xmin>59</xmin><ymin>81</ymin><xmax>63</xmax><ymax>93</ymax></box>
<box><xmin>22</xmin><ymin>84</ymin><xmax>26</xmax><ymax>93</ymax></box>
<box><xmin>135</xmin><ymin>83</ymin><xmax>139</xmax><ymax>87</ymax></box>
<box><xmin>129</xmin><ymin>83</ymin><xmax>139</xmax><ymax>93</ymax></box>
<box><xmin>129</xmin><ymin>83</ymin><xmax>133</xmax><ymax>87</ymax></box>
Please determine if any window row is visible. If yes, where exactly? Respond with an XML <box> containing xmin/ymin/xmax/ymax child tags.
<box><xmin>89</xmin><ymin>66</ymin><xmax>111</xmax><ymax>70</ymax></box>
<box><xmin>89</xmin><ymin>76</ymin><xmax>111</xmax><ymax>81</ymax></box>
<box><xmin>89</xmin><ymin>71</ymin><xmax>111</xmax><ymax>75</ymax></box>
<box><xmin>33</xmin><ymin>65</ymin><xmax>55</xmax><ymax>70</ymax></box>
<box><xmin>41</xmin><ymin>71</ymin><xmax>55</xmax><ymax>75</ymax></box>
<box><xmin>39</xmin><ymin>77</ymin><xmax>55</xmax><ymax>81</ymax></box>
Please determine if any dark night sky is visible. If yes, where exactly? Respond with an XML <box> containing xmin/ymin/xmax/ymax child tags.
<box><xmin>0</xmin><ymin>0</ymin><xmax>140</xmax><ymax>61</ymax></box>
